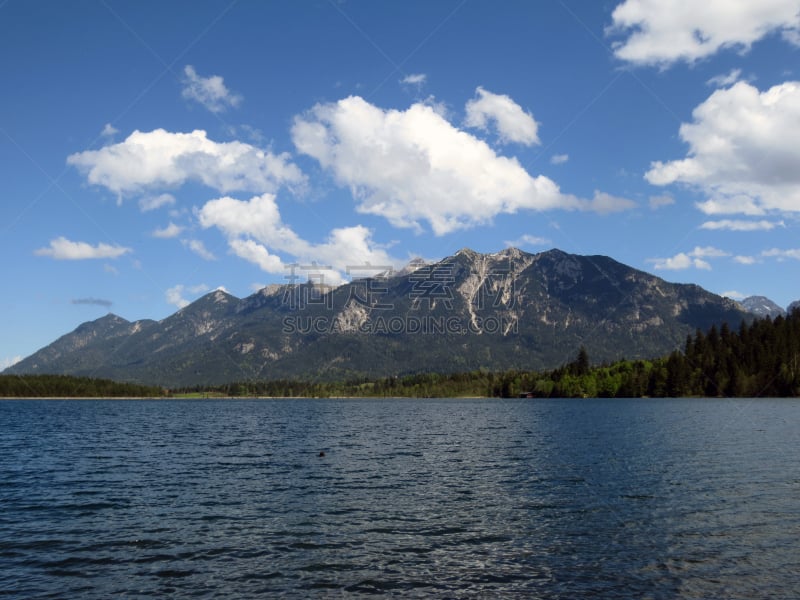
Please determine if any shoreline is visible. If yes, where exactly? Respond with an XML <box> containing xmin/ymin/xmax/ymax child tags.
<box><xmin>0</xmin><ymin>395</ymin><xmax>494</xmax><ymax>400</ymax></box>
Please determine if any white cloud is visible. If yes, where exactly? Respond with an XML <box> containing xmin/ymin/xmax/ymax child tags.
<box><xmin>646</xmin><ymin>81</ymin><xmax>800</xmax><ymax>216</ymax></box>
<box><xmin>139</xmin><ymin>193</ymin><xmax>176</xmax><ymax>212</ymax></box>
<box><xmin>707</xmin><ymin>68</ymin><xmax>743</xmax><ymax>88</ymax></box>
<box><xmin>610</xmin><ymin>0</ymin><xmax>800</xmax><ymax>66</ymax></box>
<box><xmin>762</xmin><ymin>247</ymin><xmax>800</xmax><ymax>260</ymax></box>
<box><xmin>152</xmin><ymin>222</ymin><xmax>183</xmax><ymax>238</ymax></box>
<box><xmin>505</xmin><ymin>234</ymin><xmax>551</xmax><ymax>248</ymax></box>
<box><xmin>550</xmin><ymin>153</ymin><xmax>569</xmax><ymax>165</ymax></box>
<box><xmin>68</xmin><ymin>129</ymin><xmax>305</xmax><ymax>198</ymax></box>
<box><xmin>229</xmin><ymin>238</ymin><xmax>285</xmax><ymax>274</ymax></box>
<box><xmin>700</xmin><ymin>219</ymin><xmax>784</xmax><ymax>231</ymax></box>
<box><xmin>35</xmin><ymin>237</ymin><xmax>131</xmax><ymax>260</ymax></box>
<box><xmin>101</xmin><ymin>123</ymin><xmax>118</xmax><ymax>137</ymax></box>
<box><xmin>723</xmin><ymin>290</ymin><xmax>747</xmax><ymax>300</ymax></box>
<box><xmin>464</xmin><ymin>86</ymin><xmax>540</xmax><ymax>145</ymax></box>
<box><xmin>400</xmin><ymin>73</ymin><xmax>427</xmax><ymax>86</ymax></box>
<box><xmin>197</xmin><ymin>193</ymin><xmax>303</xmax><ymax>252</ymax></box>
<box><xmin>691</xmin><ymin>246</ymin><xmax>730</xmax><ymax>258</ymax></box>
<box><xmin>197</xmin><ymin>192</ymin><xmax>397</xmax><ymax>279</ymax></box>
<box><xmin>648</xmin><ymin>253</ymin><xmax>710</xmax><ymax>270</ymax></box>
<box><xmin>291</xmin><ymin>95</ymin><xmax>591</xmax><ymax>236</ymax></box>
<box><xmin>583</xmin><ymin>191</ymin><xmax>637</xmax><ymax>214</ymax></box>
<box><xmin>183</xmin><ymin>239</ymin><xmax>216</xmax><ymax>260</ymax></box>
<box><xmin>166</xmin><ymin>283</ymin><xmax>209</xmax><ymax>309</ymax></box>
<box><xmin>166</xmin><ymin>285</ymin><xmax>190</xmax><ymax>309</ymax></box>
<box><xmin>734</xmin><ymin>255</ymin><xmax>758</xmax><ymax>265</ymax></box>
<box><xmin>647</xmin><ymin>246</ymin><xmax>729</xmax><ymax>270</ymax></box>
<box><xmin>649</xmin><ymin>194</ymin><xmax>674</xmax><ymax>209</ymax></box>
<box><xmin>181</xmin><ymin>65</ymin><xmax>242</xmax><ymax>113</ymax></box>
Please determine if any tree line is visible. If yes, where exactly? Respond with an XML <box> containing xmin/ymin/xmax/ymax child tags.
<box><xmin>0</xmin><ymin>374</ymin><xmax>163</xmax><ymax>398</ymax></box>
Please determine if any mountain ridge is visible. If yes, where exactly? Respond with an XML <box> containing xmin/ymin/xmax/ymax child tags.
<box><xmin>6</xmin><ymin>247</ymin><xmax>751</xmax><ymax>387</ymax></box>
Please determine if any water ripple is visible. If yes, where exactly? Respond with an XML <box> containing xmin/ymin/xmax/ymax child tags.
<box><xmin>1</xmin><ymin>398</ymin><xmax>799</xmax><ymax>598</ymax></box>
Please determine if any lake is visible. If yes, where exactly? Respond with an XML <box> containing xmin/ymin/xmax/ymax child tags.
<box><xmin>1</xmin><ymin>398</ymin><xmax>799</xmax><ymax>598</ymax></box>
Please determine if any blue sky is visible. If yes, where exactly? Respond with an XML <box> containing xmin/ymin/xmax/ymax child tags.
<box><xmin>2</xmin><ymin>0</ymin><xmax>800</xmax><ymax>368</ymax></box>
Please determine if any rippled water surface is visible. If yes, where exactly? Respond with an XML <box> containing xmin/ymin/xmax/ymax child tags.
<box><xmin>1</xmin><ymin>398</ymin><xmax>799</xmax><ymax>598</ymax></box>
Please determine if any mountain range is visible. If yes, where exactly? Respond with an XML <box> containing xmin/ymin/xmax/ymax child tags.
<box><xmin>4</xmin><ymin>247</ymin><xmax>770</xmax><ymax>387</ymax></box>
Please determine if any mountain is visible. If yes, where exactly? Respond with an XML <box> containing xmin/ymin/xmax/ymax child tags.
<box><xmin>788</xmin><ymin>300</ymin><xmax>800</xmax><ymax>314</ymax></box>
<box><xmin>740</xmin><ymin>296</ymin><xmax>786</xmax><ymax>319</ymax></box>
<box><xmin>5</xmin><ymin>248</ymin><xmax>749</xmax><ymax>387</ymax></box>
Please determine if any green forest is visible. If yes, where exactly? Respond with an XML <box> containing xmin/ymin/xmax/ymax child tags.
<box><xmin>0</xmin><ymin>374</ymin><xmax>162</xmax><ymax>398</ymax></box>
<box><xmin>4</xmin><ymin>309</ymin><xmax>799</xmax><ymax>398</ymax></box>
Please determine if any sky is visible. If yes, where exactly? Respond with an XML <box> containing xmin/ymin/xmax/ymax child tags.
<box><xmin>2</xmin><ymin>0</ymin><xmax>800</xmax><ymax>368</ymax></box>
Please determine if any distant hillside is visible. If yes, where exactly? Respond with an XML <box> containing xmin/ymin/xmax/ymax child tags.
<box><xmin>5</xmin><ymin>247</ymin><xmax>748</xmax><ymax>387</ymax></box>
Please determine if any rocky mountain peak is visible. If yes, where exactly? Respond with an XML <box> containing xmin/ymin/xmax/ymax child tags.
<box><xmin>212</xmin><ymin>289</ymin><xmax>233</xmax><ymax>303</ymax></box>
<box><xmin>740</xmin><ymin>296</ymin><xmax>786</xmax><ymax>319</ymax></box>
<box><xmin>455</xmin><ymin>247</ymin><xmax>479</xmax><ymax>258</ymax></box>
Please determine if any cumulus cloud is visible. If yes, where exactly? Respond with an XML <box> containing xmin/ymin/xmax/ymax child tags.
<box><xmin>68</xmin><ymin>129</ymin><xmax>305</xmax><ymax>198</ymax></box>
<box><xmin>183</xmin><ymin>239</ymin><xmax>216</xmax><ymax>260</ymax></box>
<box><xmin>71</xmin><ymin>297</ymin><xmax>113</xmax><ymax>308</ymax></box>
<box><xmin>610</xmin><ymin>0</ymin><xmax>800</xmax><ymax>66</ymax></box>
<box><xmin>291</xmin><ymin>95</ymin><xmax>596</xmax><ymax>236</ymax></box>
<box><xmin>197</xmin><ymin>192</ymin><xmax>396</xmax><ymax>280</ymax></box>
<box><xmin>152</xmin><ymin>222</ymin><xmax>183</xmax><ymax>238</ymax></box>
<box><xmin>228</xmin><ymin>238</ymin><xmax>284</xmax><ymax>274</ymax></box>
<box><xmin>646</xmin><ymin>81</ymin><xmax>800</xmax><ymax>216</ymax></box>
<box><xmin>181</xmin><ymin>65</ymin><xmax>242</xmax><ymax>113</ymax></box>
<box><xmin>647</xmin><ymin>246</ymin><xmax>729</xmax><ymax>270</ymax></box>
<box><xmin>197</xmin><ymin>193</ymin><xmax>303</xmax><ymax>252</ymax></box>
<box><xmin>700</xmin><ymin>219</ymin><xmax>784</xmax><ymax>231</ymax></box>
<box><xmin>35</xmin><ymin>237</ymin><xmax>131</xmax><ymax>260</ymax></box>
<box><xmin>464</xmin><ymin>87</ymin><xmax>540</xmax><ymax>145</ymax></box>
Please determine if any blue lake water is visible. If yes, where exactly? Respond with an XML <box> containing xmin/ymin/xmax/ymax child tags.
<box><xmin>1</xmin><ymin>397</ymin><xmax>799</xmax><ymax>598</ymax></box>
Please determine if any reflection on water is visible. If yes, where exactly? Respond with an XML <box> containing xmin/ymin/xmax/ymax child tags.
<box><xmin>1</xmin><ymin>398</ymin><xmax>799</xmax><ymax>598</ymax></box>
